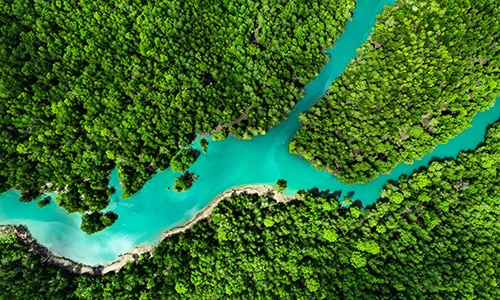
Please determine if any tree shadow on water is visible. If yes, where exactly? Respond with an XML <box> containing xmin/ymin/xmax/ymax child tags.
<box><xmin>351</xmin><ymin>199</ymin><xmax>363</xmax><ymax>209</ymax></box>
<box><xmin>307</xmin><ymin>187</ymin><xmax>342</xmax><ymax>200</ymax></box>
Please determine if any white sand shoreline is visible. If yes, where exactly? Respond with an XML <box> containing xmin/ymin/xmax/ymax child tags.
<box><xmin>0</xmin><ymin>184</ymin><xmax>293</xmax><ymax>275</ymax></box>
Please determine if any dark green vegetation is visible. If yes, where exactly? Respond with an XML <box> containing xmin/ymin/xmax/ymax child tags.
<box><xmin>199</xmin><ymin>138</ymin><xmax>209</xmax><ymax>154</ymax></box>
<box><xmin>292</xmin><ymin>0</ymin><xmax>500</xmax><ymax>183</ymax></box>
<box><xmin>169</xmin><ymin>149</ymin><xmax>200</xmax><ymax>173</ymax></box>
<box><xmin>3</xmin><ymin>121</ymin><xmax>500</xmax><ymax>298</ymax></box>
<box><xmin>2</xmin><ymin>0</ymin><xmax>500</xmax><ymax>298</ymax></box>
<box><xmin>36</xmin><ymin>196</ymin><xmax>51</xmax><ymax>208</ymax></box>
<box><xmin>80</xmin><ymin>212</ymin><xmax>118</xmax><ymax>234</ymax></box>
<box><xmin>173</xmin><ymin>172</ymin><xmax>197</xmax><ymax>192</ymax></box>
<box><xmin>276</xmin><ymin>179</ymin><xmax>288</xmax><ymax>192</ymax></box>
<box><xmin>0</xmin><ymin>0</ymin><xmax>355</xmax><ymax>212</ymax></box>
<box><xmin>0</xmin><ymin>232</ymin><xmax>76</xmax><ymax>299</ymax></box>
<box><xmin>170</xmin><ymin>148</ymin><xmax>199</xmax><ymax>192</ymax></box>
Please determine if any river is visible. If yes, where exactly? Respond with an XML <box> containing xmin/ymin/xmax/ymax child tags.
<box><xmin>1</xmin><ymin>0</ymin><xmax>499</xmax><ymax>266</ymax></box>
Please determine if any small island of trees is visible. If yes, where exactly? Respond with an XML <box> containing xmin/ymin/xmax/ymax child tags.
<box><xmin>199</xmin><ymin>139</ymin><xmax>209</xmax><ymax>154</ymax></box>
<box><xmin>276</xmin><ymin>179</ymin><xmax>288</xmax><ymax>192</ymax></box>
<box><xmin>173</xmin><ymin>172</ymin><xmax>197</xmax><ymax>192</ymax></box>
<box><xmin>36</xmin><ymin>196</ymin><xmax>51</xmax><ymax>208</ymax></box>
<box><xmin>80</xmin><ymin>212</ymin><xmax>119</xmax><ymax>235</ymax></box>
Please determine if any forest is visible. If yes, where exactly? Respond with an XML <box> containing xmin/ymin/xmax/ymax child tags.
<box><xmin>2</xmin><ymin>120</ymin><xmax>500</xmax><ymax>298</ymax></box>
<box><xmin>291</xmin><ymin>0</ymin><xmax>500</xmax><ymax>183</ymax></box>
<box><xmin>80</xmin><ymin>211</ymin><xmax>119</xmax><ymax>234</ymax></box>
<box><xmin>0</xmin><ymin>0</ymin><xmax>355</xmax><ymax>212</ymax></box>
<box><xmin>2</xmin><ymin>0</ymin><xmax>500</xmax><ymax>298</ymax></box>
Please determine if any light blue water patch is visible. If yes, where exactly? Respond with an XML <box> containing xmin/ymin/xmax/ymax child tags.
<box><xmin>1</xmin><ymin>0</ymin><xmax>499</xmax><ymax>266</ymax></box>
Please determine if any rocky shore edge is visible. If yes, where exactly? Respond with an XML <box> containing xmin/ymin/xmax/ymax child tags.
<box><xmin>0</xmin><ymin>184</ymin><xmax>293</xmax><ymax>275</ymax></box>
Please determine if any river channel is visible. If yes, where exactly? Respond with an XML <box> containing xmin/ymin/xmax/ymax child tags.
<box><xmin>1</xmin><ymin>0</ymin><xmax>499</xmax><ymax>266</ymax></box>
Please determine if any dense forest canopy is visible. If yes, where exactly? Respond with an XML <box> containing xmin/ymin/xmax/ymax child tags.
<box><xmin>2</xmin><ymin>120</ymin><xmax>500</xmax><ymax>298</ymax></box>
<box><xmin>291</xmin><ymin>0</ymin><xmax>500</xmax><ymax>183</ymax></box>
<box><xmin>0</xmin><ymin>0</ymin><xmax>355</xmax><ymax>212</ymax></box>
<box><xmin>2</xmin><ymin>0</ymin><xmax>500</xmax><ymax>298</ymax></box>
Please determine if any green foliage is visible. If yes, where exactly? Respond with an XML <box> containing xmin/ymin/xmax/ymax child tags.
<box><xmin>213</xmin><ymin>129</ymin><xmax>228</xmax><ymax>141</ymax></box>
<box><xmin>3</xmin><ymin>115</ymin><xmax>500</xmax><ymax>298</ymax></box>
<box><xmin>170</xmin><ymin>149</ymin><xmax>200</xmax><ymax>173</ymax></box>
<box><xmin>322</xmin><ymin>228</ymin><xmax>338</xmax><ymax>243</ymax></box>
<box><xmin>173</xmin><ymin>172</ymin><xmax>197</xmax><ymax>192</ymax></box>
<box><xmin>36</xmin><ymin>196</ymin><xmax>51</xmax><ymax>208</ymax></box>
<box><xmin>0</xmin><ymin>0</ymin><xmax>355</xmax><ymax>212</ymax></box>
<box><xmin>199</xmin><ymin>138</ymin><xmax>209</xmax><ymax>154</ymax></box>
<box><xmin>263</xmin><ymin>216</ymin><xmax>275</xmax><ymax>227</ymax></box>
<box><xmin>1</xmin><ymin>0</ymin><xmax>500</xmax><ymax>298</ymax></box>
<box><xmin>350</xmin><ymin>251</ymin><xmax>367</xmax><ymax>268</ymax></box>
<box><xmin>275</xmin><ymin>179</ymin><xmax>288</xmax><ymax>192</ymax></box>
<box><xmin>175</xmin><ymin>282</ymin><xmax>188</xmax><ymax>295</ymax></box>
<box><xmin>0</xmin><ymin>231</ymin><xmax>75</xmax><ymax>299</ymax></box>
<box><xmin>93</xmin><ymin>121</ymin><xmax>500</xmax><ymax>298</ymax></box>
<box><xmin>80</xmin><ymin>212</ymin><xmax>118</xmax><ymax>234</ymax></box>
<box><xmin>305</xmin><ymin>278</ymin><xmax>320</xmax><ymax>292</ymax></box>
<box><xmin>292</xmin><ymin>0</ymin><xmax>500</xmax><ymax>183</ymax></box>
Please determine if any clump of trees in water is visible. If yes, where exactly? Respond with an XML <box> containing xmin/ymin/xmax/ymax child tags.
<box><xmin>0</xmin><ymin>0</ymin><xmax>355</xmax><ymax>217</ymax></box>
<box><xmin>199</xmin><ymin>139</ymin><xmax>209</xmax><ymax>154</ymax></box>
<box><xmin>173</xmin><ymin>172</ymin><xmax>197</xmax><ymax>192</ymax></box>
<box><xmin>2</xmin><ymin>120</ymin><xmax>500</xmax><ymax>297</ymax></box>
<box><xmin>291</xmin><ymin>0</ymin><xmax>500</xmax><ymax>183</ymax></box>
<box><xmin>80</xmin><ymin>212</ymin><xmax>119</xmax><ymax>235</ymax></box>
<box><xmin>36</xmin><ymin>196</ymin><xmax>51</xmax><ymax>208</ymax></box>
<box><xmin>276</xmin><ymin>179</ymin><xmax>288</xmax><ymax>192</ymax></box>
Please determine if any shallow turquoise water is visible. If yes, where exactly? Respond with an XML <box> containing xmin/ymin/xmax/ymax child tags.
<box><xmin>1</xmin><ymin>0</ymin><xmax>499</xmax><ymax>266</ymax></box>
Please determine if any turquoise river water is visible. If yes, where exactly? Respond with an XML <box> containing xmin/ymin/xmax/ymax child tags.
<box><xmin>1</xmin><ymin>0</ymin><xmax>500</xmax><ymax>265</ymax></box>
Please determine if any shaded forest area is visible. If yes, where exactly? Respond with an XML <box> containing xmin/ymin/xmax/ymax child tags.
<box><xmin>2</xmin><ymin>120</ymin><xmax>500</xmax><ymax>298</ymax></box>
<box><xmin>0</xmin><ymin>0</ymin><xmax>355</xmax><ymax>212</ymax></box>
<box><xmin>292</xmin><ymin>0</ymin><xmax>500</xmax><ymax>183</ymax></box>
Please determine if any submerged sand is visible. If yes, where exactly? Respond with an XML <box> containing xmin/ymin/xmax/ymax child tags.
<box><xmin>0</xmin><ymin>184</ymin><xmax>293</xmax><ymax>275</ymax></box>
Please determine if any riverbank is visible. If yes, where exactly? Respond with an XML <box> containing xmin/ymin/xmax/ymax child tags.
<box><xmin>0</xmin><ymin>184</ymin><xmax>293</xmax><ymax>275</ymax></box>
<box><xmin>0</xmin><ymin>0</ymin><xmax>395</xmax><ymax>268</ymax></box>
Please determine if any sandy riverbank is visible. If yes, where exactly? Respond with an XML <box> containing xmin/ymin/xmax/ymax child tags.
<box><xmin>0</xmin><ymin>184</ymin><xmax>293</xmax><ymax>275</ymax></box>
